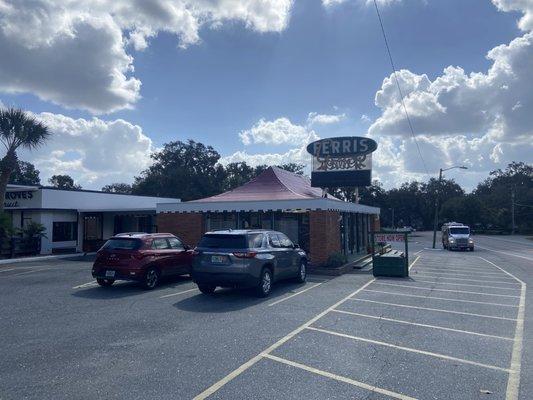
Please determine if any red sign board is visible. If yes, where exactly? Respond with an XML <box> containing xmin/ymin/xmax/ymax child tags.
<box><xmin>374</xmin><ymin>233</ymin><xmax>405</xmax><ymax>243</ymax></box>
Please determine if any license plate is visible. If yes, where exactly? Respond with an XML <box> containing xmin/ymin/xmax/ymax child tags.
<box><xmin>105</xmin><ymin>270</ymin><xmax>115</xmax><ymax>278</ymax></box>
<box><xmin>211</xmin><ymin>255</ymin><xmax>227</xmax><ymax>264</ymax></box>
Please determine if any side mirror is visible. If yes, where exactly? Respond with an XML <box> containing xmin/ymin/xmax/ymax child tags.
<box><xmin>293</xmin><ymin>244</ymin><xmax>300</xmax><ymax>249</ymax></box>
<box><xmin>184</xmin><ymin>244</ymin><xmax>191</xmax><ymax>251</ymax></box>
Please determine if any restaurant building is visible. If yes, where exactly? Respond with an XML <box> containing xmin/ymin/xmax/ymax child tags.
<box><xmin>4</xmin><ymin>184</ymin><xmax>180</xmax><ymax>254</ymax></box>
<box><xmin>156</xmin><ymin>167</ymin><xmax>380</xmax><ymax>265</ymax></box>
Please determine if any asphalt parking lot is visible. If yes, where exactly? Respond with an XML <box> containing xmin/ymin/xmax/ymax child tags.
<box><xmin>1</xmin><ymin>232</ymin><xmax>531</xmax><ymax>399</ymax></box>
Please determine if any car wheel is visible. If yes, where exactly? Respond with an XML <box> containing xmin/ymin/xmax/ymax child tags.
<box><xmin>256</xmin><ymin>268</ymin><xmax>273</xmax><ymax>298</ymax></box>
<box><xmin>294</xmin><ymin>261</ymin><xmax>307</xmax><ymax>283</ymax></box>
<box><xmin>143</xmin><ymin>267</ymin><xmax>160</xmax><ymax>290</ymax></box>
<box><xmin>198</xmin><ymin>284</ymin><xmax>216</xmax><ymax>294</ymax></box>
<box><xmin>96</xmin><ymin>278</ymin><xmax>114</xmax><ymax>287</ymax></box>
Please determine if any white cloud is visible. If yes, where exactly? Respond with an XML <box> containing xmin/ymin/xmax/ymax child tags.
<box><xmin>0</xmin><ymin>0</ymin><xmax>293</xmax><ymax>114</ymax></box>
<box><xmin>13</xmin><ymin>112</ymin><xmax>154</xmax><ymax>189</ymax></box>
<box><xmin>307</xmin><ymin>112</ymin><xmax>346</xmax><ymax>126</ymax></box>
<box><xmin>239</xmin><ymin>117</ymin><xmax>317</xmax><ymax>145</ymax></box>
<box><xmin>492</xmin><ymin>0</ymin><xmax>533</xmax><ymax>31</ymax></box>
<box><xmin>322</xmin><ymin>0</ymin><xmax>400</xmax><ymax>8</ymax></box>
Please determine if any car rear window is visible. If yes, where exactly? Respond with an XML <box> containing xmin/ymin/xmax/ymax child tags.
<box><xmin>198</xmin><ymin>234</ymin><xmax>248</xmax><ymax>249</ymax></box>
<box><xmin>103</xmin><ymin>238</ymin><xmax>142</xmax><ymax>250</ymax></box>
<box><xmin>450</xmin><ymin>227</ymin><xmax>469</xmax><ymax>235</ymax></box>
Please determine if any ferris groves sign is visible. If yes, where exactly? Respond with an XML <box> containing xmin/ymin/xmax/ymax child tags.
<box><xmin>306</xmin><ymin>137</ymin><xmax>378</xmax><ymax>188</ymax></box>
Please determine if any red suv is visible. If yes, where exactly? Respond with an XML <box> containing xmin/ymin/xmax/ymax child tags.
<box><xmin>92</xmin><ymin>233</ymin><xmax>193</xmax><ymax>289</ymax></box>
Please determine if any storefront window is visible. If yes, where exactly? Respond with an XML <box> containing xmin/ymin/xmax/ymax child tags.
<box><xmin>53</xmin><ymin>222</ymin><xmax>78</xmax><ymax>242</ymax></box>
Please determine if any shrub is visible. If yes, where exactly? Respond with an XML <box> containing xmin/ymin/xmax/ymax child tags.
<box><xmin>326</xmin><ymin>252</ymin><xmax>348</xmax><ymax>268</ymax></box>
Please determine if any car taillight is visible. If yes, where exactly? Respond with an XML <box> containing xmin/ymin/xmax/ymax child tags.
<box><xmin>233</xmin><ymin>252</ymin><xmax>257</xmax><ymax>259</ymax></box>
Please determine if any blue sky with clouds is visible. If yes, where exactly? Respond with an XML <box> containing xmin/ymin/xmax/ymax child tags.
<box><xmin>0</xmin><ymin>0</ymin><xmax>531</xmax><ymax>191</ymax></box>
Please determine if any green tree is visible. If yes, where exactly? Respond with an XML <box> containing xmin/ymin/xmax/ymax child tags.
<box><xmin>0</xmin><ymin>108</ymin><xmax>50</xmax><ymax>212</ymax></box>
<box><xmin>101</xmin><ymin>182</ymin><xmax>132</xmax><ymax>194</ymax></box>
<box><xmin>48</xmin><ymin>174</ymin><xmax>81</xmax><ymax>190</ymax></box>
<box><xmin>9</xmin><ymin>160</ymin><xmax>41</xmax><ymax>186</ymax></box>
<box><xmin>132</xmin><ymin>140</ymin><xmax>226</xmax><ymax>201</ymax></box>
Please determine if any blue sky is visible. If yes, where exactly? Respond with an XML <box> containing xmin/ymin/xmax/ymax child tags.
<box><xmin>0</xmin><ymin>0</ymin><xmax>531</xmax><ymax>190</ymax></box>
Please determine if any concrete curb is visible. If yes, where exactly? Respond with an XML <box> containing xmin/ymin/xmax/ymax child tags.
<box><xmin>0</xmin><ymin>252</ymin><xmax>96</xmax><ymax>265</ymax></box>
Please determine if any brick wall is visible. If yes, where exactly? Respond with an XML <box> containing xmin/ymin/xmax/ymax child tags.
<box><xmin>309</xmin><ymin>210</ymin><xmax>341</xmax><ymax>266</ymax></box>
<box><xmin>156</xmin><ymin>213</ymin><xmax>205</xmax><ymax>246</ymax></box>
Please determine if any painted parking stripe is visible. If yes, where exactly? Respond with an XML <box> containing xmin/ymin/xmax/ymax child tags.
<box><xmin>410</xmin><ymin>279</ymin><xmax>520</xmax><ymax>291</ymax></box>
<box><xmin>268</xmin><ymin>282</ymin><xmax>323</xmax><ymax>307</ymax></box>
<box><xmin>0</xmin><ymin>268</ymin><xmax>16</xmax><ymax>273</ymax></box>
<box><xmin>72</xmin><ymin>280</ymin><xmax>98</xmax><ymax>289</ymax></box>
<box><xmin>479</xmin><ymin>257</ymin><xmax>526</xmax><ymax>400</ymax></box>
<box><xmin>476</xmin><ymin>245</ymin><xmax>533</xmax><ymax>262</ymax></box>
<box><xmin>331</xmin><ymin>309</ymin><xmax>513</xmax><ymax>340</ymax></box>
<box><xmin>306</xmin><ymin>326</ymin><xmax>511</xmax><ymax>373</ymax></box>
<box><xmin>410</xmin><ymin>274</ymin><xmax>520</xmax><ymax>285</ymax></box>
<box><xmin>362</xmin><ymin>289</ymin><xmax>519</xmax><ymax>307</ymax></box>
<box><xmin>350</xmin><ymin>298</ymin><xmax>518</xmax><ymax>321</ymax></box>
<box><xmin>373</xmin><ymin>282</ymin><xmax>520</xmax><ymax>298</ymax></box>
<box><xmin>263</xmin><ymin>353</ymin><xmax>418</xmax><ymax>400</ymax></box>
<box><xmin>159</xmin><ymin>288</ymin><xmax>198</xmax><ymax>299</ymax></box>
<box><xmin>413</xmin><ymin>266</ymin><xmax>510</xmax><ymax>275</ymax></box>
<box><xmin>412</xmin><ymin>270</ymin><xmax>516</xmax><ymax>280</ymax></box>
<box><xmin>8</xmin><ymin>268</ymin><xmax>54</xmax><ymax>277</ymax></box>
<box><xmin>192</xmin><ymin>279</ymin><xmax>377</xmax><ymax>399</ymax></box>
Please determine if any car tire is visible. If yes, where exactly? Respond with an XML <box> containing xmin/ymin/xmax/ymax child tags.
<box><xmin>96</xmin><ymin>278</ymin><xmax>114</xmax><ymax>287</ymax></box>
<box><xmin>294</xmin><ymin>261</ymin><xmax>307</xmax><ymax>283</ymax></box>
<box><xmin>143</xmin><ymin>267</ymin><xmax>160</xmax><ymax>290</ymax></box>
<box><xmin>256</xmin><ymin>268</ymin><xmax>273</xmax><ymax>298</ymax></box>
<box><xmin>198</xmin><ymin>284</ymin><xmax>216</xmax><ymax>294</ymax></box>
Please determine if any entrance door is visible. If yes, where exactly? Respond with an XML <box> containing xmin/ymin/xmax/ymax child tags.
<box><xmin>83</xmin><ymin>213</ymin><xmax>103</xmax><ymax>252</ymax></box>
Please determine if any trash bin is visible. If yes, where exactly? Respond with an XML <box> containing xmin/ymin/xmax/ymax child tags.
<box><xmin>373</xmin><ymin>250</ymin><xmax>408</xmax><ymax>278</ymax></box>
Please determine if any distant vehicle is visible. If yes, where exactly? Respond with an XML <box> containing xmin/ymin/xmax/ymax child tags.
<box><xmin>397</xmin><ymin>226</ymin><xmax>415</xmax><ymax>233</ymax></box>
<box><xmin>441</xmin><ymin>223</ymin><xmax>474</xmax><ymax>251</ymax></box>
<box><xmin>92</xmin><ymin>233</ymin><xmax>193</xmax><ymax>289</ymax></box>
<box><xmin>192</xmin><ymin>230</ymin><xmax>308</xmax><ymax>297</ymax></box>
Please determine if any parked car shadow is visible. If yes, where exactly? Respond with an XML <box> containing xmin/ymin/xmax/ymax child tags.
<box><xmin>71</xmin><ymin>275</ymin><xmax>192</xmax><ymax>300</ymax></box>
<box><xmin>174</xmin><ymin>280</ymin><xmax>308</xmax><ymax>313</ymax></box>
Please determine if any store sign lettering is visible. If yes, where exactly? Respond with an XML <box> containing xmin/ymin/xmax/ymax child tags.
<box><xmin>4</xmin><ymin>191</ymin><xmax>34</xmax><ymax>208</ymax></box>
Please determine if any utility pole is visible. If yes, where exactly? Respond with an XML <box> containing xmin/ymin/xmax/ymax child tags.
<box><xmin>391</xmin><ymin>208</ymin><xmax>395</xmax><ymax>229</ymax></box>
<box><xmin>511</xmin><ymin>187</ymin><xmax>515</xmax><ymax>235</ymax></box>
<box><xmin>432</xmin><ymin>168</ymin><xmax>443</xmax><ymax>249</ymax></box>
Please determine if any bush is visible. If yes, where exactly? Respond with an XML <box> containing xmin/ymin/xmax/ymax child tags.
<box><xmin>326</xmin><ymin>252</ymin><xmax>348</xmax><ymax>268</ymax></box>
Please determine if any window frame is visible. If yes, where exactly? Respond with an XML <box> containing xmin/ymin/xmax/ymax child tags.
<box><xmin>167</xmin><ymin>237</ymin><xmax>184</xmax><ymax>250</ymax></box>
<box><xmin>52</xmin><ymin>221</ymin><xmax>78</xmax><ymax>243</ymax></box>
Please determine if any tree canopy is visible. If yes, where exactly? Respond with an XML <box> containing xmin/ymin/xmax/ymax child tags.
<box><xmin>101</xmin><ymin>183</ymin><xmax>132</xmax><ymax>194</ymax></box>
<box><xmin>48</xmin><ymin>174</ymin><xmax>81</xmax><ymax>190</ymax></box>
<box><xmin>9</xmin><ymin>160</ymin><xmax>41</xmax><ymax>186</ymax></box>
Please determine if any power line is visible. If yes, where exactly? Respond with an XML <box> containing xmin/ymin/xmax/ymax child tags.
<box><xmin>372</xmin><ymin>0</ymin><xmax>430</xmax><ymax>176</ymax></box>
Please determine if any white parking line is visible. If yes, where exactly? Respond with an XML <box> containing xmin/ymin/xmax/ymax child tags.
<box><xmin>410</xmin><ymin>274</ymin><xmax>519</xmax><ymax>285</ymax></box>
<box><xmin>306</xmin><ymin>326</ymin><xmax>511</xmax><ymax>373</ymax></box>
<box><xmin>263</xmin><ymin>354</ymin><xmax>417</xmax><ymax>400</ymax></box>
<box><xmin>268</xmin><ymin>282</ymin><xmax>323</xmax><ymax>307</ymax></box>
<box><xmin>413</xmin><ymin>267</ymin><xmax>509</xmax><ymax>275</ymax></box>
<box><xmin>159</xmin><ymin>288</ymin><xmax>198</xmax><ymax>299</ymax></box>
<box><xmin>72</xmin><ymin>280</ymin><xmax>98</xmax><ymax>289</ymax></box>
<box><xmin>331</xmin><ymin>309</ymin><xmax>513</xmax><ymax>340</ymax></box>
<box><xmin>349</xmin><ymin>298</ymin><xmax>518</xmax><ymax>321</ymax></box>
<box><xmin>412</xmin><ymin>270</ymin><xmax>515</xmax><ymax>280</ymax></box>
<box><xmin>476</xmin><ymin>245</ymin><xmax>533</xmax><ymax>262</ymax></box>
<box><xmin>478</xmin><ymin>257</ymin><xmax>526</xmax><ymax>400</ymax></box>
<box><xmin>9</xmin><ymin>268</ymin><xmax>54</xmax><ymax>277</ymax></box>
<box><xmin>411</xmin><ymin>279</ymin><xmax>520</xmax><ymax>291</ymax></box>
<box><xmin>373</xmin><ymin>282</ymin><xmax>520</xmax><ymax>298</ymax></box>
<box><xmin>0</xmin><ymin>268</ymin><xmax>16</xmax><ymax>273</ymax></box>
<box><xmin>362</xmin><ymin>289</ymin><xmax>519</xmax><ymax>307</ymax></box>
<box><xmin>192</xmin><ymin>278</ymin><xmax>377</xmax><ymax>399</ymax></box>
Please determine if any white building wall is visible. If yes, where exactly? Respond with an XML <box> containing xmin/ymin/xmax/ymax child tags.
<box><xmin>39</xmin><ymin>210</ymin><xmax>78</xmax><ymax>255</ymax></box>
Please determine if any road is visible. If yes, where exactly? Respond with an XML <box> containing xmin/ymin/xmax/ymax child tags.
<box><xmin>0</xmin><ymin>232</ymin><xmax>531</xmax><ymax>399</ymax></box>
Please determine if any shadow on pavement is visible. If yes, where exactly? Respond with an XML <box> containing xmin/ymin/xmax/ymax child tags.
<box><xmin>174</xmin><ymin>280</ymin><xmax>308</xmax><ymax>313</ymax></box>
<box><xmin>71</xmin><ymin>275</ymin><xmax>192</xmax><ymax>300</ymax></box>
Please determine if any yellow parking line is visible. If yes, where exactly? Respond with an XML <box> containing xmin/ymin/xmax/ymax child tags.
<box><xmin>268</xmin><ymin>282</ymin><xmax>323</xmax><ymax>307</ymax></box>
<box><xmin>373</xmin><ymin>282</ymin><xmax>520</xmax><ymax>298</ymax></box>
<box><xmin>478</xmin><ymin>257</ymin><xmax>526</xmax><ymax>400</ymax></box>
<box><xmin>410</xmin><ymin>273</ymin><xmax>519</xmax><ymax>285</ymax></box>
<box><xmin>350</xmin><ymin>298</ymin><xmax>518</xmax><ymax>321</ymax></box>
<box><xmin>263</xmin><ymin>354</ymin><xmax>418</xmax><ymax>400</ymax></box>
<box><xmin>362</xmin><ymin>289</ymin><xmax>518</xmax><ymax>307</ymax></box>
<box><xmin>306</xmin><ymin>326</ymin><xmax>511</xmax><ymax>373</ymax></box>
<box><xmin>411</xmin><ymin>279</ymin><xmax>520</xmax><ymax>291</ymax></box>
<box><xmin>159</xmin><ymin>288</ymin><xmax>198</xmax><ymax>299</ymax></box>
<box><xmin>192</xmin><ymin>278</ymin><xmax>377</xmax><ymax>399</ymax></box>
<box><xmin>331</xmin><ymin>309</ymin><xmax>513</xmax><ymax>340</ymax></box>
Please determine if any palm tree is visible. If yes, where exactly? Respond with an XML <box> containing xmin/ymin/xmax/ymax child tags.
<box><xmin>0</xmin><ymin>108</ymin><xmax>50</xmax><ymax>212</ymax></box>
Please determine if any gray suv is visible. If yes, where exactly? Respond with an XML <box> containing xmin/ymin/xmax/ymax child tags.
<box><xmin>192</xmin><ymin>230</ymin><xmax>308</xmax><ymax>297</ymax></box>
